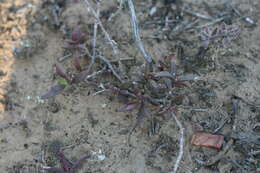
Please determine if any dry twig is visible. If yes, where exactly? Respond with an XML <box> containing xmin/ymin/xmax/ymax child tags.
<box><xmin>127</xmin><ymin>0</ymin><xmax>153</xmax><ymax>64</ymax></box>
<box><xmin>87</xmin><ymin>1</ymin><xmax>100</xmax><ymax>73</ymax></box>
<box><xmin>92</xmin><ymin>1</ymin><xmax>100</xmax><ymax>59</ymax></box>
<box><xmin>108</xmin><ymin>0</ymin><xmax>124</xmax><ymax>21</ymax></box>
<box><xmin>96</xmin><ymin>55</ymin><xmax>123</xmax><ymax>82</ymax></box>
<box><xmin>170</xmin><ymin>112</ymin><xmax>185</xmax><ymax>173</ymax></box>
<box><xmin>83</xmin><ymin>0</ymin><xmax>118</xmax><ymax>54</ymax></box>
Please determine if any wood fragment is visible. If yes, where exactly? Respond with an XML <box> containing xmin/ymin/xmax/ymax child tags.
<box><xmin>191</xmin><ymin>132</ymin><xmax>224</xmax><ymax>150</ymax></box>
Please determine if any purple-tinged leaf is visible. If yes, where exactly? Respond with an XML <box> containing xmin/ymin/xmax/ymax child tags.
<box><xmin>66</xmin><ymin>39</ymin><xmax>78</xmax><ymax>45</ymax></box>
<box><xmin>41</xmin><ymin>84</ymin><xmax>66</xmax><ymax>99</ymax></box>
<box><xmin>74</xmin><ymin>53</ymin><xmax>82</xmax><ymax>72</ymax></box>
<box><xmin>73</xmin><ymin>70</ymin><xmax>89</xmax><ymax>84</ymax></box>
<box><xmin>157</xmin><ymin>104</ymin><xmax>171</xmax><ymax>115</ymax></box>
<box><xmin>107</xmin><ymin>84</ymin><xmax>137</xmax><ymax>98</ymax></box>
<box><xmin>117</xmin><ymin>101</ymin><xmax>140</xmax><ymax>112</ymax></box>
<box><xmin>128</xmin><ymin>102</ymin><xmax>151</xmax><ymax>143</ymax></box>
<box><xmin>72</xmin><ymin>154</ymin><xmax>90</xmax><ymax>170</ymax></box>
<box><xmin>71</xmin><ymin>27</ymin><xmax>85</xmax><ymax>44</ymax></box>
<box><xmin>165</xmin><ymin>53</ymin><xmax>176</xmax><ymax>60</ymax></box>
<box><xmin>173</xmin><ymin>80</ymin><xmax>187</xmax><ymax>87</ymax></box>
<box><xmin>43</xmin><ymin>151</ymin><xmax>89</xmax><ymax>173</ymax></box>
<box><xmin>119</xmin><ymin>90</ymin><xmax>136</xmax><ymax>97</ymax></box>
<box><xmin>128</xmin><ymin>102</ymin><xmax>152</xmax><ymax>142</ymax></box>
<box><xmin>58</xmin><ymin>152</ymin><xmax>73</xmax><ymax>172</ymax></box>
<box><xmin>145</xmin><ymin>96</ymin><xmax>163</xmax><ymax>105</ymax></box>
<box><xmin>55</xmin><ymin>64</ymin><xmax>71</xmax><ymax>82</ymax></box>
<box><xmin>154</xmin><ymin>71</ymin><xmax>174</xmax><ymax>79</ymax></box>
<box><xmin>137</xmin><ymin>102</ymin><xmax>152</xmax><ymax>120</ymax></box>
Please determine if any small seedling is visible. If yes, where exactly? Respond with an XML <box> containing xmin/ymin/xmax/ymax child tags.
<box><xmin>41</xmin><ymin>20</ymin><xmax>199</xmax><ymax>145</ymax></box>
<box><xmin>41</xmin><ymin>64</ymin><xmax>71</xmax><ymax>99</ymax></box>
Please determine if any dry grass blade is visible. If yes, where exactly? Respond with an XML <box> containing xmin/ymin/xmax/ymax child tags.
<box><xmin>87</xmin><ymin>1</ymin><xmax>100</xmax><ymax>73</ymax></box>
<box><xmin>127</xmin><ymin>0</ymin><xmax>153</xmax><ymax>64</ymax></box>
<box><xmin>117</xmin><ymin>101</ymin><xmax>140</xmax><ymax>112</ymax></box>
<box><xmin>83</xmin><ymin>0</ymin><xmax>118</xmax><ymax>54</ymax></box>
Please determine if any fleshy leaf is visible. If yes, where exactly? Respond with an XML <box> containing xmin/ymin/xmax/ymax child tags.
<box><xmin>55</xmin><ymin>63</ymin><xmax>71</xmax><ymax>82</ymax></box>
<box><xmin>117</xmin><ymin>101</ymin><xmax>140</xmax><ymax>112</ymax></box>
<box><xmin>137</xmin><ymin>102</ymin><xmax>152</xmax><ymax>120</ymax></box>
<box><xmin>74</xmin><ymin>54</ymin><xmax>82</xmax><ymax>71</ymax></box>
<box><xmin>73</xmin><ymin>70</ymin><xmax>88</xmax><ymax>84</ymax></box>
<box><xmin>154</xmin><ymin>71</ymin><xmax>174</xmax><ymax>79</ymax></box>
<box><xmin>71</xmin><ymin>27</ymin><xmax>85</xmax><ymax>44</ymax></box>
<box><xmin>41</xmin><ymin>84</ymin><xmax>66</xmax><ymax>99</ymax></box>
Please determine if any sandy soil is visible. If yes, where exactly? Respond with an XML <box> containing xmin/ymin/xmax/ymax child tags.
<box><xmin>0</xmin><ymin>0</ymin><xmax>259</xmax><ymax>173</ymax></box>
